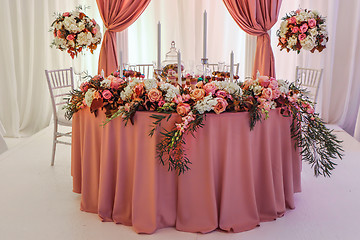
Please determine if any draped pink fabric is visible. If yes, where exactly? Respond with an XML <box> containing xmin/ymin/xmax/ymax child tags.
<box><xmin>96</xmin><ymin>0</ymin><xmax>151</xmax><ymax>75</ymax></box>
<box><xmin>223</xmin><ymin>0</ymin><xmax>282</xmax><ymax>78</ymax></box>
<box><xmin>71</xmin><ymin>108</ymin><xmax>301</xmax><ymax>234</ymax></box>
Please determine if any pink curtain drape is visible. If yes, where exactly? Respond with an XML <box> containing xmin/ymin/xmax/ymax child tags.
<box><xmin>223</xmin><ymin>0</ymin><xmax>282</xmax><ymax>78</ymax></box>
<box><xmin>96</xmin><ymin>0</ymin><xmax>151</xmax><ymax>76</ymax></box>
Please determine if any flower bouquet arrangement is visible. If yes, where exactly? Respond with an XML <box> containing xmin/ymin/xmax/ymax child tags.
<box><xmin>65</xmin><ymin>71</ymin><xmax>343</xmax><ymax>177</ymax></box>
<box><xmin>50</xmin><ymin>6</ymin><xmax>102</xmax><ymax>58</ymax></box>
<box><xmin>277</xmin><ymin>9</ymin><xmax>328</xmax><ymax>53</ymax></box>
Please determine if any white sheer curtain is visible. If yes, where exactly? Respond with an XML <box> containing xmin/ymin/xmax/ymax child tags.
<box><xmin>271</xmin><ymin>0</ymin><xmax>360</xmax><ymax>141</ymax></box>
<box><xmin>126</xmin><ymin>0</ymin><xmax>250</xmax><ymax>79</ymax></box>
<box><xmin>0</xmin><ymin>0</ymin><xmax>102</xmax><ymax>137</ymax></box>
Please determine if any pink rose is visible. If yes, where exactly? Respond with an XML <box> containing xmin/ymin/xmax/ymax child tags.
<box><xmin>176</xmin><ymin>103</ymin><xmax>191</xmax><ymax>117</ymax></box>
<box><xmin>258</xmin><ymin>76</ymin><xmax>270</xmax><ymax>87</ymax></box>
<box><xmin>102</xmin><ymin>90</ymin><xmax>113</xmax><ymax>100</ymax></box>
<box><xmin>308</xmin><ymin>18</ymin><xmax>317</xmax><ymax>28</ymax></box>
<box><xmin>272</xmin><ymin>88</ymin><xmax>281</xmax><ymax>99</ymax></box>
<box><xmin>287</xmin><ymin>16</ymin><xmax>297</xmax><ymax>24</ymax></box>
<box><xmin>298</xmin><ymin>33</ymin><xmax>306</xmax><ymax>41</ymax></box>
<box><xmin>191</xmin><ymin>88</ymin><xmax>206</xmax><ymax>101</ymax></box>
<box><xmin>134</xmin><ymin>83</ymin><xmax>145</xmax><ymax>97</ymax></box>
<box><xmin>80</xmin><ymin>82</ymin><xmax>89</xmax><ymax>92</ymax></box>
<box><xmin>66</xmin><ymin>34</ymin><xmax>75</xmax><ymax>41</ymax></box>
<box><xmin>148</xmin><ymin>88</ymin><xmax>162</xmax><ymax>102</ymax></box>
<box><xmin>203</xmin><ymin>82</ymin><xmax>217</xmax><ymax>95</ymax></box>
<box><xmin>63</xmin><ymin>12</ymin><xmax>70</xmax><ymax>17</ymax></box>
<box><xmin>300</xmin><ymin>23</ymin><xmax>308</xmax><ymax>33</ymax></box>
<box><xmin>292</xmin><ymin>26</ymin><xmax>299</xmax><ymax>33</ymax></box>
<box><xmin>216</xmin><ymin>90</ymin><xmax>228</xmax><ymax>98</ymax></box>
<box><xmin>261</xmin><ymin>88</ymin><xmax>273</xmax><ymax>100</ymax></box>
<box><xmin>213</xmin><ymin>98</ymin><xmax>228</xmax><ymax>114</ymax></box>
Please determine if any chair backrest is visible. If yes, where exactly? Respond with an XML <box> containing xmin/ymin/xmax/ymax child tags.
<box><xmin>208</xmin><ymin>63</ymin><xmax>240</xmax><ymax>76</ymax></box>
<box><xmin>128</xmin><ymin>64</ymin><xmax>154</xmax><ymax>79</ymax></box>
<box><xmin>295</xmin><ymin>66</ymin><xmax>323</xmax><ymax>103</ymax></box>
<box><xmin>45</xmin><ymin>68</ymin><xmax>74</xmax><ymax>121</ymax></box>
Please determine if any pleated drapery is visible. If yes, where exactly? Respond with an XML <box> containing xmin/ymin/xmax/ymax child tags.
<box><xmin>96</xmin><ymin>0</ymin><xmax>151</xmax><ymax>76</ymax></box>
<box><xmin>223</xmin><ymin>0</ymin><xmax>282</xmax><ymax>78</ymax></box>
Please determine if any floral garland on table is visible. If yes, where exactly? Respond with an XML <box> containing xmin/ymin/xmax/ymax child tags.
<box><xmin>65</xmin><ymin>71</ymin><xmax>343</xmax><ymax>177</ymax></box>
<box><xmin>50</xmin><ymin>6</ymin><xmax>102</xmax><ymax>58</ymax></box>
<box><xmin>277</xmin><ymin>9</ymin><xmax>328</xmax><ymax>53</ymax></box>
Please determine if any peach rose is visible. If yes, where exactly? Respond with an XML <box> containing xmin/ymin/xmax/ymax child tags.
<box><xmin>280</xmin><ymin>37</ymin><xmax>286</xmax><ymax>44</ymax></box>
<box><xmin>261</xmin><ymin>88</ymin><xmax>273</xmax><ymax>100</ymax></box>
<box><xmin>176</xmin><ymin>103</ymin><xmax>191</xmax><ymax>117</ymax></box>
<box><xmin>148</xmin><ymin>88</ymin><xmax>162</xmax><ymax>102</ymax></box>
<box><xmin>258</xmin><ymin>76</ymin><xmax>270</xmax><ymax>87</ymax></box>
<box><xmin>203</xmin><ymin>82</ymin><xmax>217</xmax><ymax>95</ymax></box>
<box><xmin>195</xmin><ymin>81</ymin><xmax>204</xmax><ymax>88</ymax></box>
<box><xmin>213</xmin><ymin>98</ymin><xmax>228</xmax><ymax>114</ymax></box>
<box><xmin>191</xmin><ymin>88</ymin><xmax>206</xmax><ymax>101</ymax></box>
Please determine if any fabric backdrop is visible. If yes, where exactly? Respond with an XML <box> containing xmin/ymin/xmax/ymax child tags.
<box><xmin>96</xmin><ymin>0</ymin><xmax>151</xmax><ymax>76</ymax></box>
<box><xmin>223</xmin><ymin>0</ymin><xmax>282</xmax><ymax>78</ymax></box>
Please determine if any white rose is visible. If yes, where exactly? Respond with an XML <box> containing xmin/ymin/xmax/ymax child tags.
<box><xmin>309</xmin><ymin>28</ymin><xmax>318</xmax><ymax>37</ymax></box>
<box><xmin>300</xmin><ymin>36</ymin><xmax>316</xmax><ymax>50</ymax></box>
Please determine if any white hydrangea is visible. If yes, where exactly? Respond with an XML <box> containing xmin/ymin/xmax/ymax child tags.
<box><xmin>300</xmin><ymin>35</ymin><xmax>316</xmax><ymax>50</ymax></box>
<box><xmin>277</xmin><ymin>79</ymin><xmax>290</xmax><ymax>94</ymax></box>
<box><xmin>159</xmin><ymin>83</ymin><xmax>180</xmax><ymax>102</ymax></box>
<box><xmin>213</xmin><ymin>81</ymin><xmax>242</xmax><ymax>96</ymax></box>
<box><xmin>54</xmin><ymin>21</ymin><xmax>63</xmax><ymax>29</ymax></box>
<box><xmin>144</xmin><ymin>79</ymin><xmax>158</xmax><ymax>91</ymax></box>
<box><xmin>287</xmin><ymin>35</ymin><xmax>298</xmax><ymax>48</ymax></box>
<box><xmin>84</xmin><ymin>88</ymin><xmax>95</xmax><ymax>106</ymax></box>
<box><xmin>54</xmin><ymin>37</ymin><xmax>67</xmax><ymax>49</ymax></box>
<box><xmin>63</xmin><ymin>16</ymin><xmax>79</xmax><ymax>33</ymax></box>
<box><xmin>77</xmin><ymin>32</ymin><xmax>92</xmax><ymax>46</ymax></box>
<box><xmin>193</xmin><ymin>94</ymin><xmax>218</xmax><ymax>114</ymax></box>
<box><xmin>120</xmin><ymin>79</ymin><xmax>142</xmax><ymax>101</ymax></box>
<box><xmin>101</xmin><ymin>79</ymin><xmax>111</xmax><ymax>88</ymax></box>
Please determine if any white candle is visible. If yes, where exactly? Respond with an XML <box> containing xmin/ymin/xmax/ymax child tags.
<box><xmin>203</xmin><ymin>11</ymin><xmax>207</xmax><ymax>59</ymax></box>
<box><xmin>119</xmin><ymin>50</ymin><xmax>123</xmax><ymax>78</ymax></box>
<box><xmin>230</xmin><ymin>51</ymin><xmax>234</xmax><ymax>82</ymax></box>
<box><xmin>177</xmin><ymin>50</ymin><xmax>182</xmax><ymax>85</ymax></box>
<box><xmin>101</xmin><ymin>69</ymin><xmax>105</xmax><ymax>78</ymax></box>
<box><xmin>157</xmin><ymin>21</ymin><xmax>161</xmax><ymax>71</ymax></box>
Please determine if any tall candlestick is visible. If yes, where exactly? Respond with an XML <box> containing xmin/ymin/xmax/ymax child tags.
<box><xmin>177</xmin><ymin>50</ymin><xmax>182</xmax><ymax>85</ymax></box>
<box><xmin>203</xmin><ymin>10</ymin><xmax>207</xmax><ymax>59</ymax></box>
<box><xmin>157</xmin><ymin>22</ymin><xmax>161</xmax><ymax>71</ymax></box>
<box><xmin>230</xmin><ymin>51</ymin><xmax>234</xmax><ymax>82</ymax></box>
<box><xmin>119</xmin><ymin>50</ymin><xmax>123</xmax><ymax>78</ymax></box>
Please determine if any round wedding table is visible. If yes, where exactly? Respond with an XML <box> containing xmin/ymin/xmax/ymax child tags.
<box><xmin>71</xmin><ymin>108</ymin><xmax>301</xmax><ymax>234</ymax></box>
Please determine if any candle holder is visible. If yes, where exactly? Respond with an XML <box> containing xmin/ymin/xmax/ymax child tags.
<box><xmin>201</xmin><ymin>58</ymin><xmax>208</xmax><ymax>79</ymax></box>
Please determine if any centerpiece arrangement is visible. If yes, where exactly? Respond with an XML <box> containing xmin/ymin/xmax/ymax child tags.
<box><xmin>277</xmin><ymin>8</ymin><xmax>329</xmax><ymax>53</ymax></box>
<box><xmin>65</xmin><ymin>70</ymin><xmax>343</xmax><ymax>177</ymax></box>
<box><xmin>50</xmin><ymin>6</ymin><xmax>102</xmax><ymax>58</ymax></box>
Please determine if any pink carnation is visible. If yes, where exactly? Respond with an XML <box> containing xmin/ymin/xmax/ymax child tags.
<box><xmin>300</xmin><ymin>23</ymin><xmax>308</xmax><ymax>33</ymax></box>
<box><xmin>102</xmin><ymin>90</ymin><xmax>113</xmax><ymax>100</ymax></box>
<box><xmin>298</xmin><ymin>33</ymin><xmax>306</xmax><ymax>41</ymax></box>
<box><xmin>158</xmin><ymin>100</ymin><xmax>165</xmax><ymax>107</ymax></box>
<box><xmin>308</xmin><ymin>18</ymin><xmax>317</xmax><ymax>28</ymax></box>
<box><xmin>272</xmin><ymin>89</ymin><xmax>281</xmax><ymax>99</ymax></box>
<box><xmin>110</xmin><ymin>78</ymin><xmax>124</xmax><ymax>90</ymax></box>
<box><xmin>213</xmin><ymin>98</ymin><xmax>228</xmax><ymax>114</ymax></box>
<box><xmin>63</xmin><ymin>12</ymin><xmax>70</xmax><ymax>17</ymax></box>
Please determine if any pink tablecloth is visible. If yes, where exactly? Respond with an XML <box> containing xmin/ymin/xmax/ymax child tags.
<box><xmin>71</xmin><ymin>108</ymin><xmax>301</xmax><ymax>234</ymax></box>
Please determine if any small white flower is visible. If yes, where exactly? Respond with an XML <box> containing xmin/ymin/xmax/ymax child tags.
<box><xmin>144</xmin><ymin>79</ymin><xmax>158</xmax><ymax>91</ymax></box>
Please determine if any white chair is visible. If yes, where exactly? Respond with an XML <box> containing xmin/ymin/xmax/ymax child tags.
<box><xmin>127</xmin><ymin>64</ymin><xmax>154</xmax><ymax>79</ymax></box>
<box><xmin>295</xmin><ymin>66</ymin><xmax>323</xmax><ymax>103</ymax></box>
<box><xmin>45</xmin><ymin>68</ymin><xmax>74</xmax><ymax>166</ymax></box>
<box><xmin>208</xmin><ymin>63</ymin><xmax>240</xmax><ymax>75</ymax></box>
